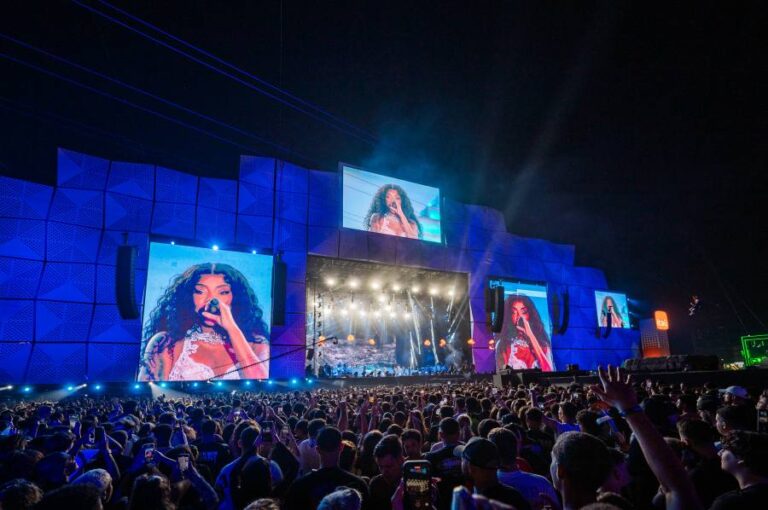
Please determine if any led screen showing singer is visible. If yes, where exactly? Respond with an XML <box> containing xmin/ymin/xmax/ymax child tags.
<box><xmin>138</xmin><ymin>242</ymin><xmax>273</xmax><ymax>381</ymax></box>
<box><xmin>490</xmin><ymin>279</ymin><xmax>555</xmax><ymax>372</ymax></box>
<box><xmin>342</xmin><ymin>164</ymin><xmax>442</xmax><ymax>243</ymax></box>
<box><xmin>594</xmin><ymin>290</ymin><xmax>629</xmax><ymax>328</ymax></box>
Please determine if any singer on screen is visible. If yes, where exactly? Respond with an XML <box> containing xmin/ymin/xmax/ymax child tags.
<box><xmin>364</xmin><ymin>184</ymin><xmax>422</xmax><ymax>239</ymax></box>
<box><xmin>495</xmin><ymin>294</ymin><xmax>554</xmax><ymax>371</ymax></box>
<box><xmin>138</xmin><ymin>262</ymin><xmax>269</xmax><ymax>381</ymax></box>
<box><xmin>599</xmin><ymin>295</ymin><xmax>625</xmax><ymax>328</ymax></box>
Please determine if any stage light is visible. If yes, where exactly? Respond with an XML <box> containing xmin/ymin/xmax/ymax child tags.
<box><xmin>348</xmin><ymin>279</ymin><xmax>359</xmax><ymax>289</ymax></box>
<box><xmin>324</xmin><ymin>306</ymin><xmax>332</xmax><ymax>315</ymax></box>
<box><xmin>412</xmin><ymin>286</ymin><xmax>420</xmax><ymax>293</ymax></box>
<box><xmin>290</xmin><ymin>378</ymin><xmax>298</xmax><ymax>385</ymax></box>
<box><xmin>159</xmin><ymin>382</ymin><xmax>168</xmax><ymax>388</ymax></box>
<box><xmin>370</xmin><ymin>280</ymin><xmax>381</xmax><ymax>290</ymax></box>
<box><xmin>392</xmin><ymin>284</ymin><xmax>401</xmax><ymax>292</ymax></box>
<box><xmin>428</xmin><ymin>287</ymin><xmax>438</xmax><ymax>296</ymax></box>
<box><xmin>347</xmin><ymin>334</ymin><xmax>355</xmax><ymax>342</ymax></box>
<box><xmin>94</xmin><ymin>384</ymin><xmax>102</xmax><ymax>391</ymax></box>
<box><xmin>349</xmin><ymin>301</ymin><xmax>357</xmax><ymax>310</ymax></box>
<box><xmin>368</xmin><ymin>338</ymin><xmax>376</xmax><ymax>346</ymax></box>
<box><xmin>374</xmin><ymin>310</ymin><xmax>382</xmax><ymax>318</ymax></box>
<box><xmin>424</xmin><ymin>339</ymin><xmax>432</xmax><ymax>347</ymax></box>
<box><xmin>325</xmin><ymin>277</ymin><xmax>337</xmax><ymax>286</ymax></box>
<box><xmin>389</xmin><ymin>311</ymin><xmax>396</xmax><ymax>319</ymax></box>
<box><xmin>439</xmin><ymin>338</ymin><xmax>447</xmax><ymax>347</ymax></box>
<box><xmin>377</xmin><ymin>294</ymin><xmax>386</xmax><ymax>303</ymax></box>
<box><xmin>23</xmin><ymin>386</ymin><xmax>31</xmax><ymax>393</ymax></box>
<box><xmin>252</xmin><ymin>250</ymin><xmax>257</xmax><ymax>254</ymax></box>
<box><xmin>267</xmin><ymin>380</ymin><xmax>274</xmax><ymax>386</ymax></box>
<box><xmin>448</xmin><ymin>288</ymin><xmax>455</xmax><ymax>297</ymax></box>
<box><xmin>133</xmin><ymin>383</ymin><xmax>140</xmax><ymax>390</ymax></box>
<box><xmin>170</xmin><ymin>241</ymin><xmax>175</xmax><ymax>245</ymax></box>
<box><xmin>467</xmin><ymin>338</ymin><xmax>475</xmax><ymax>346</ymax></box>
<box><xmin>359</xmin><ymin>309</ymin><xmax>367</xmax><ymax>317</ymax></box>
<box><xmin>212</xmin><ymin>245</ymin><xmax>219</xmax><ymax>251</ymax></box>
<box><xmin>341</xmin><ymin>308</ymin><xmax>349</xmax><ymax>316</ymax></box>
<box><xmin>192</xmin><ymin>382</ymin><xmax>199</xmax><ymax>388</ymax></box>
<box><xmin>66</xmin><ymin>385</ymin><xmax>74</xmax><ymax>391</ymax></box>
<box><xmin>403</xmin><ymin>312</ymin><xmax>412</xmax><ymax>319</ymax></box>
<box><xmin>215</xmin><ymin>381</ymin><xmax>223</xmax><ymax>388</ymax></box>
<box><xmin>306</xmin><ymin>378</ymin><xmax>314</xmax><ymax>384</ymax></box>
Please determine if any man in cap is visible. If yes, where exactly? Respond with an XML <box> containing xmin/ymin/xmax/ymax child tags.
<box><xmin>455</xmin><ymin>437</ymin><xmax>531</xmax><ymax>510</ymax></box>
<box><xmin>719</xmin><ymin>386</ymin><xmax>749</xmax><ymax>406</ymax></box>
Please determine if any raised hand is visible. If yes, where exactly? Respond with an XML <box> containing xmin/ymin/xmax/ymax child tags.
<box><xmin>590</xmin><ymin>365</ymin><xmax>638</xmax><ymax>412</ymax></box>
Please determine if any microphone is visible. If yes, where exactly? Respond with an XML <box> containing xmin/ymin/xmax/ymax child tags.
<box><xmin>207</xmin><ymin>298</ymin><xmax>220</xmax><ymax>315</ymax></box>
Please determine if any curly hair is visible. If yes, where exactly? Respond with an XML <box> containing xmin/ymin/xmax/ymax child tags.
<box><xmin>363</xmin><ymin>184</ymin><xmax>422</xmax><ymax>238</ymax></box>
<box><xmin>499</xmin><ymin>294</ymin><xmax>552</xmax><ymax>353</ymax></box>
<box><xmin>143</xmin><ymin>262</ymin><xmax>268</xmax><ymax>354</ymax></box>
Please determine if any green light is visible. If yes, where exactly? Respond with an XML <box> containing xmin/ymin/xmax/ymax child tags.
<box><xmin>741</xmin><ymin>334</ymin><xmax>768</xmax><ymax>367</ymax></box>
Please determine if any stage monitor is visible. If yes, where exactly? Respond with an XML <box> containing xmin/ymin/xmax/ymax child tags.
<box><xmin>488</xmin><ymin>278</ymin><xmax>555</xmax><ymax>373</ymax></box>
<box><xmin>306</xmin><ymin>256</ymin><xmax>470</xmax><ymax>377</ymax></box>
<box><xmin>138</xmin><ymin>242</ymin><xmax>273</xmax><ymax>381</ymax></box>
<box><xmin>594</xmin><ymin>290</ymin><xmax>630</xmax><ymax>329</ymax></box>
<box><xmin>341</xmin><ymin>164</ymin><xmax>442</xmax><ymax>243</ymax></box>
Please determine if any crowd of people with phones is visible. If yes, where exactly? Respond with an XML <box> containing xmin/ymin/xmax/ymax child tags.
<box><xmin>1</xmin><ymin>368</ymin><xmax>768</xmax><ymax>510</ymax></box>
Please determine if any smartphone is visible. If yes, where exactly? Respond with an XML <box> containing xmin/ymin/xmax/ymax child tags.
<box><xmin>143</xmin><ymin>445</ymin><xmax>155</xmax><ymax>464</ymax></box>
<box><xmin>403</xmin><ymin>460</ymin><xmax>431</xmax><ymax>510</ymax></box>
<box><xmin>95</xmin><ymin>426</ymin><xmax>105</xmax><ymax>444</ymax></box>
<box><xmin>491</xmin><ymin>387</ymin><xmax>499</xmax><ymax>395</ymax></box>
<box><xmin>262</xmin><ymin>421</ymin><xmax>273</xmax><ymax>442</ymax></box>
<box><xmin>178</xmin><ymin>455</ymin><xmax>190</xmax><ymax>473</ymax></box>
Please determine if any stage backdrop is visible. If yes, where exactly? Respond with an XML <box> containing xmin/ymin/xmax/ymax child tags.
<box><xmin>0</xmin><ymin>148</ymin><xmax>640</xmax><ymax>383</ymax></box>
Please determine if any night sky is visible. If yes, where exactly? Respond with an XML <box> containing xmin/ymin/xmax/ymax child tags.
<box><xmin>2</xmin><ymin>1</ymin><xmax>766</xmax><ymax>359</ymax></box>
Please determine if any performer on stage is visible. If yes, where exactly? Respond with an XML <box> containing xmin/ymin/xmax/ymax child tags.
<box><xmin>138</xmin><ymin>262</ymin><xmax>269</xmax><ymax>381</ymax></box>
<box><xmin>599</xmin><ymin>295</ymin><xmax>625</xmax><ymax>328</ymax></box>
<box><xmin>364</xmin><ymin>184</ymin><xmax>422</xmax><ymax>239</ymax></box>
<box><xmin>496</xmin><ymin>294</ymin><xmax>554</xmax><ymax>371</ymax></box>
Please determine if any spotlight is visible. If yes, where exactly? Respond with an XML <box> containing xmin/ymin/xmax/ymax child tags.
<box><xmin>192</xmin><ymin>382</ymin><xmax>199</xmax><ymax>388</ymax></box>
<box><xmin>374</xmin><ymin>310</ymin><xmax>382</xmax><ymax>318</ymax></box>
<box><xmin>215</xmin><ymin>381</ymin><xmax>223</xmax><ymax>387</ymax></box>
<box><xmin>94</xmin><ymin>384</ymin><xmax>102</xmax><ymax>391</ymax></box>
<box><xmin>290</xmin><ymin>378</ymin><xmax>298</xmax><ymax>385</ymax></box>
<box><xmin>467</xmin><ymin>338</ymin><xmax>475</xmax><ymax>346</ymax></box>
<box><xmin>267</xmin><ymin>380</ymin><xmax>274</xmax><ymax>386</ymax></box>
<box><xmin>23</xmin><ymin>386</ymin><xmax>31</xmax><ymax>393</ymax></box>
<box><xmin>245</xmin><ymin>380</ymin><xmax>252</xmax><ymax>386</ymax></box>
<box><xmin>341</xmin><ymin>308</ymin><xmax>349</xmax><ymax>316</ymax></box>
<box><xmin>370</xmin><ymin>280</ymin><xmax>381</xmax><ymax>290</ymax></box>
<box><xmin>66</xmin><ymin>385</ymin><xmax>74</xmax><ymax>391</ymax></box>
<box><xmin>306</xmin><ymin>378</ymin><xmax>314</xmax><ymax>384</ymax></box>
<box><xmin>252</xmin><ymin>250</ymin><xmax>257</xmax><ymax>254</ymax></box>
<box><xmin>348</xmin><ymin>279</ymin><xmax>359</xmax><ymax>289</ymax></box>
<box><xmin>133</xmin><ymin>383</ymin><xmax>140</xmax><ymax>390</ymax></box>
<box><xmin>377</xmin><ymin>295</ymin><xmax>386</xmax><ymax>303</ymax></box>
<box><xmin>448</xmin><ymin>288</ymin><xmax>455</xmax><ymax>297</ymax></box>
<box><xmin>170</xmin><ymin>241</ymin><xmax>175</xmax><ymax>245</ymax></box>
<box><xmin>212</xmin><ymin>245</ymin><xmax>219</xmax><ymax>251</ymax></box>
<box><xmin>428</xmin><ymin>287</ymin><xmax>438</xmax><ymax>296</ymax></box>
<box><xmin>412</xmin><ymin>286</ymin><xmax>421</xmax><ymax>293</ymax></box>
<box><xmin>159</xmin><ymin>382</ymin><xmax>168</xmax><ymax>388</ymax></box>
<box><xmin>424</xmin><ymin>339</ymin><xmax>432</xmax><ymax>347</ymax></box>
<box><xmin>324</xmin><ymin>306</ymin><xmax>332</xmax><ymax>315</ymax></box>
<box><xmin>439</xmin><ymin>338</ymin><xmax>447</xmax><ymax>347</ymax></box>
<box><xmin>349</xmin><ymin>302</ymin><xmax>358</xmax><ymax>310</ymax></box>
<box><xmin>359</xmin><ymin>309</ymin><xmax>367</xmax><ymax>317</ymax></box>
<box><xmin>392</xmin><ymin>284</ymin><xmax>401</xmax><ymax>292</ymax></box>
<box><xmin>389</xmin><ymin>311</ymin><xmax>396</xmax><ymax>319</ymax></box>
<box><xmin>403</xmin><ymin>312</ymin><xmax>412</xmax><ymax>319</ymax></box>
<box><xmin>325</xmin><ymin>277</ymin><xmax>337</xmax><ymax>286</ymax></box>
<box><xmin>368</xmin><ymin>338</ymin><xmax>376</xmax><ymax>346</ymax></box>
<box><xmin>347</xmin><ymin>334</ymin><xmax>355</xmax><ymax>341</ymax></box>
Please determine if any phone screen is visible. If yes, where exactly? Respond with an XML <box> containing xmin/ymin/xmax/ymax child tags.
<box><xmin>403</xmin><ymin>461</ymin><xmax>431</xmax><ymax>509</ymax></box>
<box><xmin>178</xmin><ymin>455</ymin><xmax>190</xmax><ymax>472</ymax></box>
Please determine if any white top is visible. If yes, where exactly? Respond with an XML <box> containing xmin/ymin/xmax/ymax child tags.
<box><xmin>167</xmin><ymin>328</ymin><xmax>241</xmax><ymax>381</ymax></box>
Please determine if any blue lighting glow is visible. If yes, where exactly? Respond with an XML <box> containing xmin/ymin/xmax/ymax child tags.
<box><xmin>66</xmin><ymin>385</ymin><xmax>74</xmax><ymax>391</ymax></box>
<box><xmin>212</xmin><ymin>244</ymin><xmax>219</xmax><ymax>251</ymax></box>
<box><xmin>133</xmin><ymin>383</ymin><xmax>140</xmax><ymax>390</ymax></box>
<box><xmin>23</xmin><ymin>386</ymin><xmax>31</xmax><ymax>393</ymax></box>
<box><xmin>159</xmin><ymin>382</ymin><xmax>167</xmax><ymax>388</ymax></box>
<box><xmin>192</xmin><ymin>382</ymin><xmax>199</xmax><ymax>388</ymax></box>
<box><xmin>244</xmin><ymin>380</ymin><xmax>252</xmax><ymax>386</ymax></box>
<box><xmin>267</xmin><ymin>380</ymin><xmax>274</xmax><ymax>386</ymax></box>
<box><xmin>306</xmin><ymin>378</ymin><xmax>314</xmax><ymax>384</ymax></box>
<box><xmin>94</xmin><ymin>384</ymin><xmax>102</xmax><ymax>391</ymax></box>
<box><xmin>290</xmin><ymin>378</ymin><xmax>298</xmax><ymax>385</ymax></box>
<box><xmin>215</xmin><ymin>381</ymin><xmax>223</xmax><ymax>387</ymax></box>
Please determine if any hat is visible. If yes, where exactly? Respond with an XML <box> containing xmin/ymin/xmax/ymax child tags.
<box><xmin>719</xmin><ymin>386</ymin><xmax>748</xmax><ymax>399</ymax></box>
<box><xmin>453</xmin><ymin>437</ymin><xmax>500</xmax><ymax>469</ymax></box>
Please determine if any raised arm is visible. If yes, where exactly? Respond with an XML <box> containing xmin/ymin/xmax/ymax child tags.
<box><xmin>591</xmin><ymin>365</ymin><xmax>701</xmax><ymax>510</ymax></box>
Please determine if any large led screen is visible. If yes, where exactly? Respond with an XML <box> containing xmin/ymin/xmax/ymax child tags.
<box><xmin>342</xmin><ymin>164</ymin><xmax>442</xmax><ymax>243</ymax></box>
<box><xmin>138</xmin><ymin>242</ymin><xmax>273</xmax><ymax>381</ymax></box>
<box><xmin>489</xmin><ymin>278</ymin><xmax>555</xmax><ymax>372</ymax></box>
<box><xmin>306</xmin><ymin>257</ymin><xmax>471</xmax><ymax>377</ymax></box>
<box><xmin>594</xmin><ymin>290</ymin><xmax>630</xmax><ymax>329</ymax></box>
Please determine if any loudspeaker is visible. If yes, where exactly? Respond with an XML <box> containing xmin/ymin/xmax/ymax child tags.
<box><xmin>484</xmin><ymin>287</ymin><xmax>494</xmax><ymax>313</ymax></box>
<box><xmin>491</xmin><ymin>286</ymin><xmax>505</xmax><ymax>333</ymax></box>
<box><xmin>116</xmin><ymin>244</ymin><xmax>139</xmax><ymax>320</ymax></box>
<box><xmin>272</xmin><ymin>254</ymin><xmax>287</xmax><ymax>326</ymax></box>
<box><xmin>559</xmin><ymin>291</ymin><xmax>570</xmax><ymax>334</ymax></box>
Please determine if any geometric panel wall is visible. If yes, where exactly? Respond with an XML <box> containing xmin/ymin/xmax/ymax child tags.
<box><xmin>0</xmin><ymin>147</ymin><xmax>638</xmax><ymax>382</ymax></box>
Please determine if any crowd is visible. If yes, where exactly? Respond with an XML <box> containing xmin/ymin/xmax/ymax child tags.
<box><xmin>1</xmin><ymin>367</ymin><xmax>768</xmax><ymax>510</ymax></box>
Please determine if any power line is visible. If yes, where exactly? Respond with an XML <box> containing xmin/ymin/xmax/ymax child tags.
<box><xmin>70</xmin><ymin>0</ymin><xmax>377</xmax><ymax>145</ymax></box>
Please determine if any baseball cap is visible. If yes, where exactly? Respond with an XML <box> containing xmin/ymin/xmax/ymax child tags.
<box><xmin>453</xmin><ymin>437</ymin><xmax>500</xmax><ymax>469</ymax></box>
<box><xmin>719</xmin><ymin>386</ymin><xmax>748</xmax><ymax>399</ymax></box>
